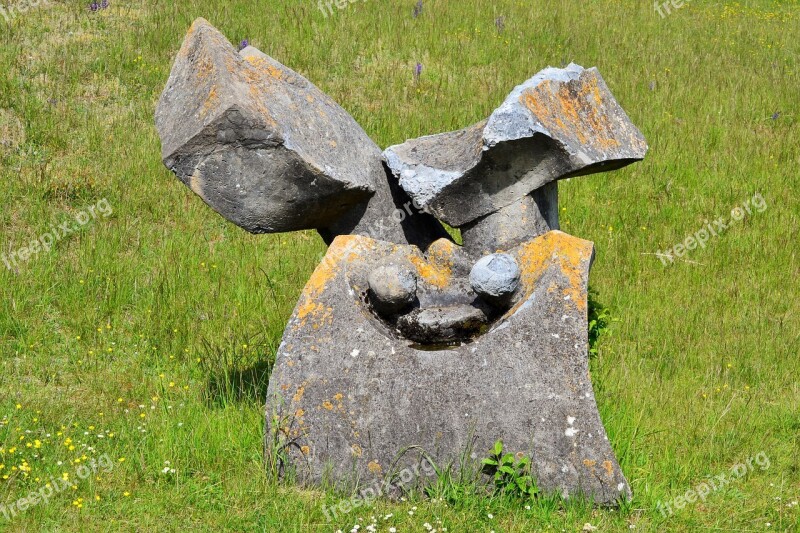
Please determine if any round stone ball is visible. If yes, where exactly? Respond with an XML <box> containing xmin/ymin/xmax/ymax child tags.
<box><xmin>469</xmin><ymin>253</ymin><xmax>520</xmax><ymax>305</ymax></box>
<box><xmin>368</xmin><ymin>264</ymin><xmax>417</xmax><ymax>315</ymax></box>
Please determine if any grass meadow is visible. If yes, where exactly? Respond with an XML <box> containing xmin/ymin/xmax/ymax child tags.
<box><xmin>0</xmin><ymin>0</ymin><xmax>798</xmax><ymax>530</ymax></box>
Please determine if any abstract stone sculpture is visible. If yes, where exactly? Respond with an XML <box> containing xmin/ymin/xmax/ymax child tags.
<box><xmin>156</xmin><ymin>19</ymin><xmax>647</xmax><ymax>505</ymax></box>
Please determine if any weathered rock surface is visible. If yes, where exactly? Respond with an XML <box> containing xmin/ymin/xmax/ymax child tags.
<box><xmin>383</xmin><ymin>63</ymin><xmax>648</xmax><ymax>228</ymax></box>
<box><xmin>157</xmin><ymin>20</ymin><xmax>646</xmax><ymax>508</ymax></box>
<box><xmin>469</xmin><ymin>253</ymin><xmax>520</xmax><ymax>306</ymax></box>
<box><xmin>367</xmin><ymin>262</ymin><xmax>418</xmax><ymax>315</ymax></box>
<box><xmin>460</xmin><ymin>181</ymin><xmax>559</xmax><ymax>255</ymax></box>
<box><xmin>266</xmin><ymin>232</ymin><xmax>631</xmax><ymax>505</ymax></box>
<box><xmin>396</xmin><ymin>304</ymin><xmax>489</xmax><ymax>345</ymax></box>
<box><xmin>156</xmin><ymin>19</ymin><xmax>447</xmax><ymax>246</ymax></box>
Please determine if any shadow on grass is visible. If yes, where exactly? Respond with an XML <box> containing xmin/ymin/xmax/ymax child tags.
<box><xmin>199</xmin><ymin>333</ymin><xmax>276</xmax><ymax>407</ymax></box>
<box><xmin>588</xmin><ymin>286</ymin><xmax>616</xmax><ymax>359</ymax></box>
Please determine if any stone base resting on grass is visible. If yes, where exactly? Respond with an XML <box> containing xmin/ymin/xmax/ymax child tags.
<box><xmin>268</xmin><ymin>231</ymin><xmax>630</xmax><ymax>503</ymax></box>
<box><xmin>155</xmin><ymin>18</ymin><xmax>647</xmax><ymax>507</ymax></box>
<box><xmin>266</xmin><ymin>232</ymin><xmax>631</xmax><ymax>505</ymax></box>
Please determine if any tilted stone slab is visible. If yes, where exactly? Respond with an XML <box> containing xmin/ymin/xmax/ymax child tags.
<box><xmin>156</xmin><ymin>19</ymin><xmax>428</xmax><ymax>243</ymax></box>
<box><xmin>266</xmin><ymin>231</ymin><xmax>630</xmax><ymax>505</ymax></box>
<box><xmin>383</xmin><ymin>63</ymin><xmax>648</xmax><ymax>227</ymax></box>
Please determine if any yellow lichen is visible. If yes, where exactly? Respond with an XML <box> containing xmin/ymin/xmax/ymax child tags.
<box><xmin>200</xmin><ymin>84</ymin><xmax>219</xmax><ymax>116</ymax></box>
<box><xmin>520</xmin><ymin>72</ymin><xmax>622</xmax><ymax>151</ymax></box>
<box><xmin>409</xmin><ymin>238</ymin><xmax>455</xmax><ymax>290</ymax></box>
<box><xmin>512</xmin><ymin>231</ymin><xmax>593</xmax><ymax>315</ymax></box>
<box><xmin>602</xmin><ymin>460</ymin><xmax>614</xmax><ymax>478</ymax></box>
<box><xmin>292</xmin><ymin>386</ymin><xmax>305</xmax><ymax>403</ymax></box>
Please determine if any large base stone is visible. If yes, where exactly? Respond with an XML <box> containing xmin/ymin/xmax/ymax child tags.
<box><xmin>266</xmin><ymin>231</ymin><xmax>630</xmax><ymax>505</ymax></box>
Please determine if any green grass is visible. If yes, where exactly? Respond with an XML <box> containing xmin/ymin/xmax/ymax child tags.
<box><xmin>1</xmin><ymin>0</ymin><xmax>798</xmax><ymax>530</ymax></box>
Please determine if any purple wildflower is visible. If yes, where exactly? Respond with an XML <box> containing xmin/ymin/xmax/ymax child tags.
<box><xmin>648</xmin><ymin>81</ymin><xmax>656</xmax><ymax>91</ymax></box>
<box><xmin>100</xmin><ymin>0</ymin><xmax>109</xmax><ymax>8</ymax></box>
<box><xmin>495</xmin><ymin>16</ymin><xmax>505</xmax><ymax>32</ymax></box>
<box><xmin>89</xmin><ymin>2</ymin><xmax>99</xmax><ymax>12</ymax></box>
<box><xmin>238</xmin><ymin>39</ymin><xmax>249</xmax><ymax>51</ymax></box>
<box><xmin>771</xmin><ymin>111</ymin><xmax>780</xmax><ymax>120</ymax></box>
<box><xmin>413</xmin><ymin>62</ymin><xmax>423</xmax><ymax>83</ymax></box>
<box><xmin>412</xmin><ymin>0</ymin><xmax>423</xmax><ymax>18</ymax></box>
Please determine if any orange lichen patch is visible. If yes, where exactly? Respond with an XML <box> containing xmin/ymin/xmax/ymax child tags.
<box><xmin>520</xmin><ymin>71</ymin><xmax>622</xmax><ymax>151</ymax></box>
<box><xmin>293</xmin><ymin>243</ymin><xmax>347</xmax><ymax>329</ymax></box>
<box><xmin>300</xmin><ymin>445</ymin><xmax>310</xmax><ymax>455</ymax></box>
<box><xmin>409</xmin><ymin>238</ymin><xmax>455</xmax><ymax>290</ymax></box>
<box><xmin>297</xmin><ymin>300</ymin><xmax>324</xmax><ymax>321</ymax></box>
<box><xmin>200</xmin><ymin>85</ymin><xmax>219</xmax><ymax>117</ymax></box>
<box><xmin>427</xmin><ymin>237</ymin><xmax>458</xmax><ymax>259</ymax></box>
<box><xmin>181</xmin><ymin>19</ymin><xmax>213</xmax><ymax>57</ymax></box>
<box><xmin>368</xmin><ymin>461</ymin><xmax>382</xmax><ymax>474</ymax></box>
<box><xmin>409</xmin><ymin>255</ymin><xmax>447</xmax><ymax>289</ymax></box>
<box><xmin>298</xmin><ymin>309</ymin><xmax>330</xmax><ymax>330</ymax></box>
<box><xmin>212</xmin><ymin>53</ymin><xmax>279</xmax><ymax>130</ymax></box>
<box><xmin>294</xmin><ymin>408</ymin><xmax>305</xmax><ymax>418</ymax></box>
<box><xmin>292</xmin><ymin>386</ymin><xmax>305</xmax><ymax>403</ymax></box>
<box><xmin>512</xmin><ymin>231</ymin><xmax>593</xmax><ymax>314</ymax></box>
<box><xmin>193</xmin><ymin>54</ymin><xmax>216</xmax><ymax>82</ymax></box>
<box><xmin>244</xmin><ymin>84</ymin><xmax>279</xmax><ymax>129</ymax></box>
<box><xmin>602</xmin><ymin>460</ymin><xmax>614</xmax><ymax>478</ymax></box>
<box><xmin>326</xmin><ymin>393</ymin><xmax>345</xmax><ymax>413</ymax></box>
<box><xmin>328</xmin><ymin>234</ymin><xmax>366</xmax><ymax>258</ymax></box>
<box><xmin>244</xmin><ymin>54</ymin><xmax>286</xmax><ymax>81</ymax></box>
<box><xmin>351</xmin><ymin>444</ymin><xmax>363</xmax><ymax>457</ymax></box>
<box><xmin>583</xmin><ymin>459</ymin><xmax>597</xmax><ymax>470</ymax></box>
